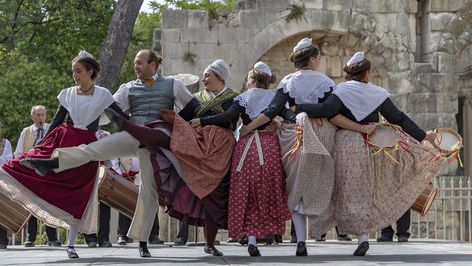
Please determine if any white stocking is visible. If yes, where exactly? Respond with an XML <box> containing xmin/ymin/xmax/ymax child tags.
<box><xmin>67</xmin><ymin>226</ymin><xmax>78</xmax><ymax>247</ymax></box>
<box><xmin>292</xmin><ymin>211</ymin><xmax>307</xmax><ymax>243</ymax></box>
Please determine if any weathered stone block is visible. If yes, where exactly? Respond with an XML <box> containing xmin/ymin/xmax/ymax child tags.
<box><xmin>445</xmin><ymin>15</ymin><xmax>465</xmax><ymax>38</ymax></box>
<box><xmin>257</xmin><ymin>0</ymin><xmax>291</xmax><ymax>10</ymax></box>
<box><xmin>311</xmin><ymin>10</ymin><xmax>350</xmax><ymax>33</ymax></box>
<box><xmin>430</xmin><ymin>12</ymin><xmax>454</xmax><ymax>31</ymax></box>
<box><xmin>407</xmin><ymin>92</ymin><xmax>458</xmax><ymax>113</ymax></box>
<box><xmin>397</xmin><ymin>52</ymin><xmax>412</xmax><ymax>72</ymax></box>
<box><xmin>303</xmin><ymin>0</ymin><xmax>323</xmax><ymax>9</ymax></box>
<box><xmin>161</xmin><ymin>42</ymin><xmax>188</xmax><ymax>59</ymax></box>
<box><xmin>389</xmin><ymin>93</ymin><xmax>409</xmax><ymax>111</ymax></box>
<box><xmin>170</xmin><ymin>58</ymin><xmax>196</xmax><ymax>75</ymax></box>
<box><xmin>326</xmin><ymin>56</ymin><xmax>343</xmax><ymax>77</ymax></box>
<box><xmin>217</xmin><ymin>27</ymin><xmax>258</xmax><ymax>43</ymax></box>
<box><xmin>417</xmin><ymin>73</ymin><xmax>459</xmax><ymax>93</ymax></box>
<box><xmin>161</xmin><ymin>28</ymin><xmax>180</xmax><ymax>43</ymax></box>
<box><xmin>188</xmin><ymin>43</ymin><xmax>219</xmax><ymax>59</ymax></box>
<box><xmin>238</xmin><ymin>10</ymin><xmax>258</xmax><ymax>28</ymax></box>
<box><xmin>408</xmin><ymin>112</ymin><xmax>458</xmax><ymax>131</ymax></box>
<box><xmin>339</xmin><ymin>34</ymin><xmax>360</xmax><ymax>48</ymax></box>
<box><xmin>320</xmin><ymin>43</ymin><xmax>339</xmax><ymax>56</ymax></box>
<box><xmin>350</xmin><ymin>12</ymin><xmax>376</xmax><ymax>35</ymax></box>
<box><xmin>383</xmin><ymin>71</ymin><xmax>415</xmax><ymax>93</ymax></box>
<box><xmin>324</xmin><ymin>0</ymin><xmax>351</xmax><ymax>11</ymax></box>
<box><xmin>187</xmin><ymin>10</ymin><xmax>209</xmax><ymax>28</ymax></box>
<box><xmin>430</xmin><ymin>0</ymin><xmax>465</xmax><ymax>12</ymax></box>
<box><xmin>437</xmin><ymin>52</ymin><xmax>457</xmax><ymax>73</ymax></box>
<box><xmin>352</xmin><ymin>0</ymin><xmax>417</xmax><ymax>13</ymax></box>
<box><xmin>179</xmin><ymin>28</ymin><xmax>218</xmax><ymax>43</ymax></box>
<box><xmin>162</xmin><ymin>10</ymin><xmax>188</xmax><ymax>28</ymax></box>
<box><xmin>215</xmin><ymin>43</ymin><xmax>238</xmax><ymax>59</ymax></box>
<box><xmin>414</xmin><ymin>63</ymin><xmax>435</xmax><ymax>74</ymax></box>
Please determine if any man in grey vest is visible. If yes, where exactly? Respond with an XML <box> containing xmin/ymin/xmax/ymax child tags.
<box><xmin>22</xmin><ymin>49</ymin><xmax>200</xmax><ymax>257</ymax></box>
<box><xmin>15</xmin><ymin>105</ymin><xmax>61</xmax><ymax>247</ymax></box>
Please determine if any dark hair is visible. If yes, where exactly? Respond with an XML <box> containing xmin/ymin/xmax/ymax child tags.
<box><xmin>139</xmin><ymin>49</ymin><xmax>163</xmax><ymax>66</ymax></box>
<box><xmin>72</xmin><ymin>56</ymin><xmax>101</xmax><ymax>80</ymax></box>
<box><xmin>289</xmin><ymin>45</ymin><xmax>320</xmax><ymax>69</ymax></box>
<box><xmin>343</xmin><ymin>59</ymin><xmax>371</xmax><ymax>82</ymax></box>
<box><xmin>247</xmin><ymin>69</ymin><xmax>276</xmax><ymax>89</ymax></box>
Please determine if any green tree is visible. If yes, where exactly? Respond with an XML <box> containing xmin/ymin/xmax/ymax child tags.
<box><xmin>118</xmin><ymin>0</ymin><xmax>237</xmax><ymax>82</ymax></box>
<box><xmin>0</xmin><ymin>0</ymin><xmax>114</xmax><ymax>144</ymax></box>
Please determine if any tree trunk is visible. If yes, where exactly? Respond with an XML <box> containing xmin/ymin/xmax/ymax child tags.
<box><xmin>96</xmin><ymin>0</ymin><xmax>143</xmax><ymax>93</ymax></box>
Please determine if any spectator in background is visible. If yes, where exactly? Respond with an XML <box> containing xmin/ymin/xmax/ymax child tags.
<box><xmin>15</xmin><ymin>105</ymin><xmax>61</xmax><ymax>247</ymax></box>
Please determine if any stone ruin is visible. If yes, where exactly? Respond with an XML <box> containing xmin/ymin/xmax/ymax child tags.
<box><xmin>152</xmin><ymin>0</ymin><xmax>472</xmax><ymax>241</ymax></box>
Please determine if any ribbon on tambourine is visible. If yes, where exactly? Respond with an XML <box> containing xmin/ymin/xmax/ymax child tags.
<box><xmin>282</xmin><ymin>122</ymin><xmax>303</xmax><ymax>160</ymax></box>
<box><xmin>282</xmin><ymin>113</ymin><xmax>330</xmax><ymax>160</ymax></box>
<box><xmin>365</xmin><ymin>123</ymin><xmax>414</xmax><ymax>164</ymax></box>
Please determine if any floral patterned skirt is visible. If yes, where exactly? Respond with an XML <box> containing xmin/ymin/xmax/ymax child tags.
<box><xmin>228</xmin><ymin>131</ymin><xmax>291</xmax><ymax>239</ymax></box>
<box><xmin>334</xmin><ymin>129</ymin><xmax>444</xmax><ymax>235</ymax></box>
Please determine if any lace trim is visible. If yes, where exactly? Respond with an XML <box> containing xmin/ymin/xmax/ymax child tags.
<box><xmin>0</xmin><ymin>168</ymin><xmax>99</xmax><ymax>234</ymax></box>
<box><xmin>234</xmin><ymin>89</ymin><xmax>274</xmax><ymax>120</ymax></box>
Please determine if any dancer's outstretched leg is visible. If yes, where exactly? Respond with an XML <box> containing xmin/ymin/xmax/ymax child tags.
<box><xmin>104</xmin><ymin>108</ymin><xmax>170</xmax><ymax>149</ymax></box>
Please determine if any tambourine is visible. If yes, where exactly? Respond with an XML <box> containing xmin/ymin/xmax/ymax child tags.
<box><xmin>366</xmin><ymin>123</ymin><xmax>409</xmax><ymax>164</ymax></box>
<box><xmin>432</xmin><ymin>128</ymin><xmax>463</xmax><ymax>167</ymax></box>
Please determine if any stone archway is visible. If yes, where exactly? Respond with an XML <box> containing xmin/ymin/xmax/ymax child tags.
<box><xmin>226</xmin><ymin>10</ymin><xmax>412</xmax><ymax>92</ymax></box>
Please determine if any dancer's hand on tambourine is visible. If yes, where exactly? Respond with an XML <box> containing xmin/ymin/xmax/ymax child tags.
<box><xmin>361</xmin><ymin>124</ymin><xmax>377</xmax><ymax>135</ymax></box>
<box><xmin>190</xmin><ymin>118</ymin><xmax>201</xmax><ymax>127</ymax></box>
<box><xmin>424</xmin><ymin>132</ymin><xmax>440</xmax><ymax>150</ymax></box>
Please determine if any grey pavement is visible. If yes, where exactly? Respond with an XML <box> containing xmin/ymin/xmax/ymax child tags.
<box><xmin>1</xmin><ymin>239</ymin><xmax>472</xmax><ymax>265</ymax></box>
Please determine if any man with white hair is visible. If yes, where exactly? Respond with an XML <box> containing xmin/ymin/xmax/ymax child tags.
<box><xmin>14</xmin><ymin>105</ymin><xmax>61</xmax><ymax>247</ymax></box>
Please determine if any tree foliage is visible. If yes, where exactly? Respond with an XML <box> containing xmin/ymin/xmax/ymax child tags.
<box><xmin>0</xmin><ymin>0</ymin><xmax>114</xmax><ymax>144</ymax></box>
<box><xmin>118</xmin><ymin>0</ymin><xmax>237</xmax><ymax>82</ymax></box>
<box><xmin>0</xmin><ymin>0</ymin><xmax>236</xmax><ymax>146</ymax></box>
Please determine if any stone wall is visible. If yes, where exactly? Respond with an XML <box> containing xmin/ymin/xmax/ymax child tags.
<box><xmin>153</xmin><ymin>0</ymin><xmax>472</xmax><ymax>241</ymax></box>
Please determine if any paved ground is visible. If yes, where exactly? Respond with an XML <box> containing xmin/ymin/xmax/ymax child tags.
<box><xmin>1</xmin><ymin>239</ymin><xmax>472</xmax><ymax>265</ymax></box>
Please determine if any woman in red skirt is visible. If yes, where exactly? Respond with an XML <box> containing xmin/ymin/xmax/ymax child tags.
<box><xmin>0</xmin><ymin>51</ymin><xmax>127</xmax><ymax>259</ymax></box>
<box><xmin>191</xmin><ymin>62</ymin><xmax>292</xmax><ymax>256</ymax></box>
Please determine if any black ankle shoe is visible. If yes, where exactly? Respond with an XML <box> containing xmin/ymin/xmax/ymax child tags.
<box><xmin>204</xmin><ymin>245</ymin><xmax>223</xmax><ymax>256</ymax></box>
<box><xmin>296</xmin><ymin>241</ymin><xmax>307</xmax><ymax>256</ymax></box>
<box><xmin>376</xmin><ymin>235</ymin><xmax>393</xmax><ymax>242</ymax></box>
<box><xmin>104</xmin><ymin>108</ymin><xmax>124</xmax><ymax>131</ymax></box>
<box><xmin>248</xmin><ymin>244</ymin><xmax>261</xmax><ymax>256</ymax></box>
<box><xmin>67</xmin><ymin>246</ymin><xmax>79</xmax><ymax>259</ymax></box>
<box><xmin>20</xmin><ymin>158</ymin><xmax>58</xmax><ymax>176</ymax></box>
<box><xmin>139</xmin><ymin>242</ymin><xmax>151</xmax><ymax>257</ymax></box>
<box><xmin>353</xmin><ymin>241</ymin><xmax>369</xmax><ymax>256</ymax></box>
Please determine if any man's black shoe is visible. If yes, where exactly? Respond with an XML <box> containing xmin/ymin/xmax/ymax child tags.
<box><xmin>204</xmin><ymin>245</ymin><xmax>223</xmax><ymax>256</ymax></box>
<box><xmin>99</xmin><ymin>241</ymin><xmax>112</xmax><ymax>247</ymax></box>
<box><xmin>376</xmin><ymin>235</ymin><xmax>393</xmax><ymax>242</ymax></box>
<box><xmin>398</xmin><ymin>236</ymin><xmax>409</xmax><ymax>242</ymax></box>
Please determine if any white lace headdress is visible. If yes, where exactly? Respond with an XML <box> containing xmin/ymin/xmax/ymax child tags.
<box><xmin>78</xmin><ymin>50</ymin><xmax>94</xmax><ymax>59</ymax></box>
<box><xmin>346</xmin><ymin>51</ymin><xmax>364</xmax><ymax>66</ymax></box>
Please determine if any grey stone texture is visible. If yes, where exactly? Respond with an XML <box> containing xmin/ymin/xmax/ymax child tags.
<box><xmin>154</xmin><ymin>0</ymin><xmax>472</xmax><ymax>165</ymax></box>
<box><xmin>151</xmin><ymin>0</ymin><xmax>472</xmax><ymax>243</ymax></box>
